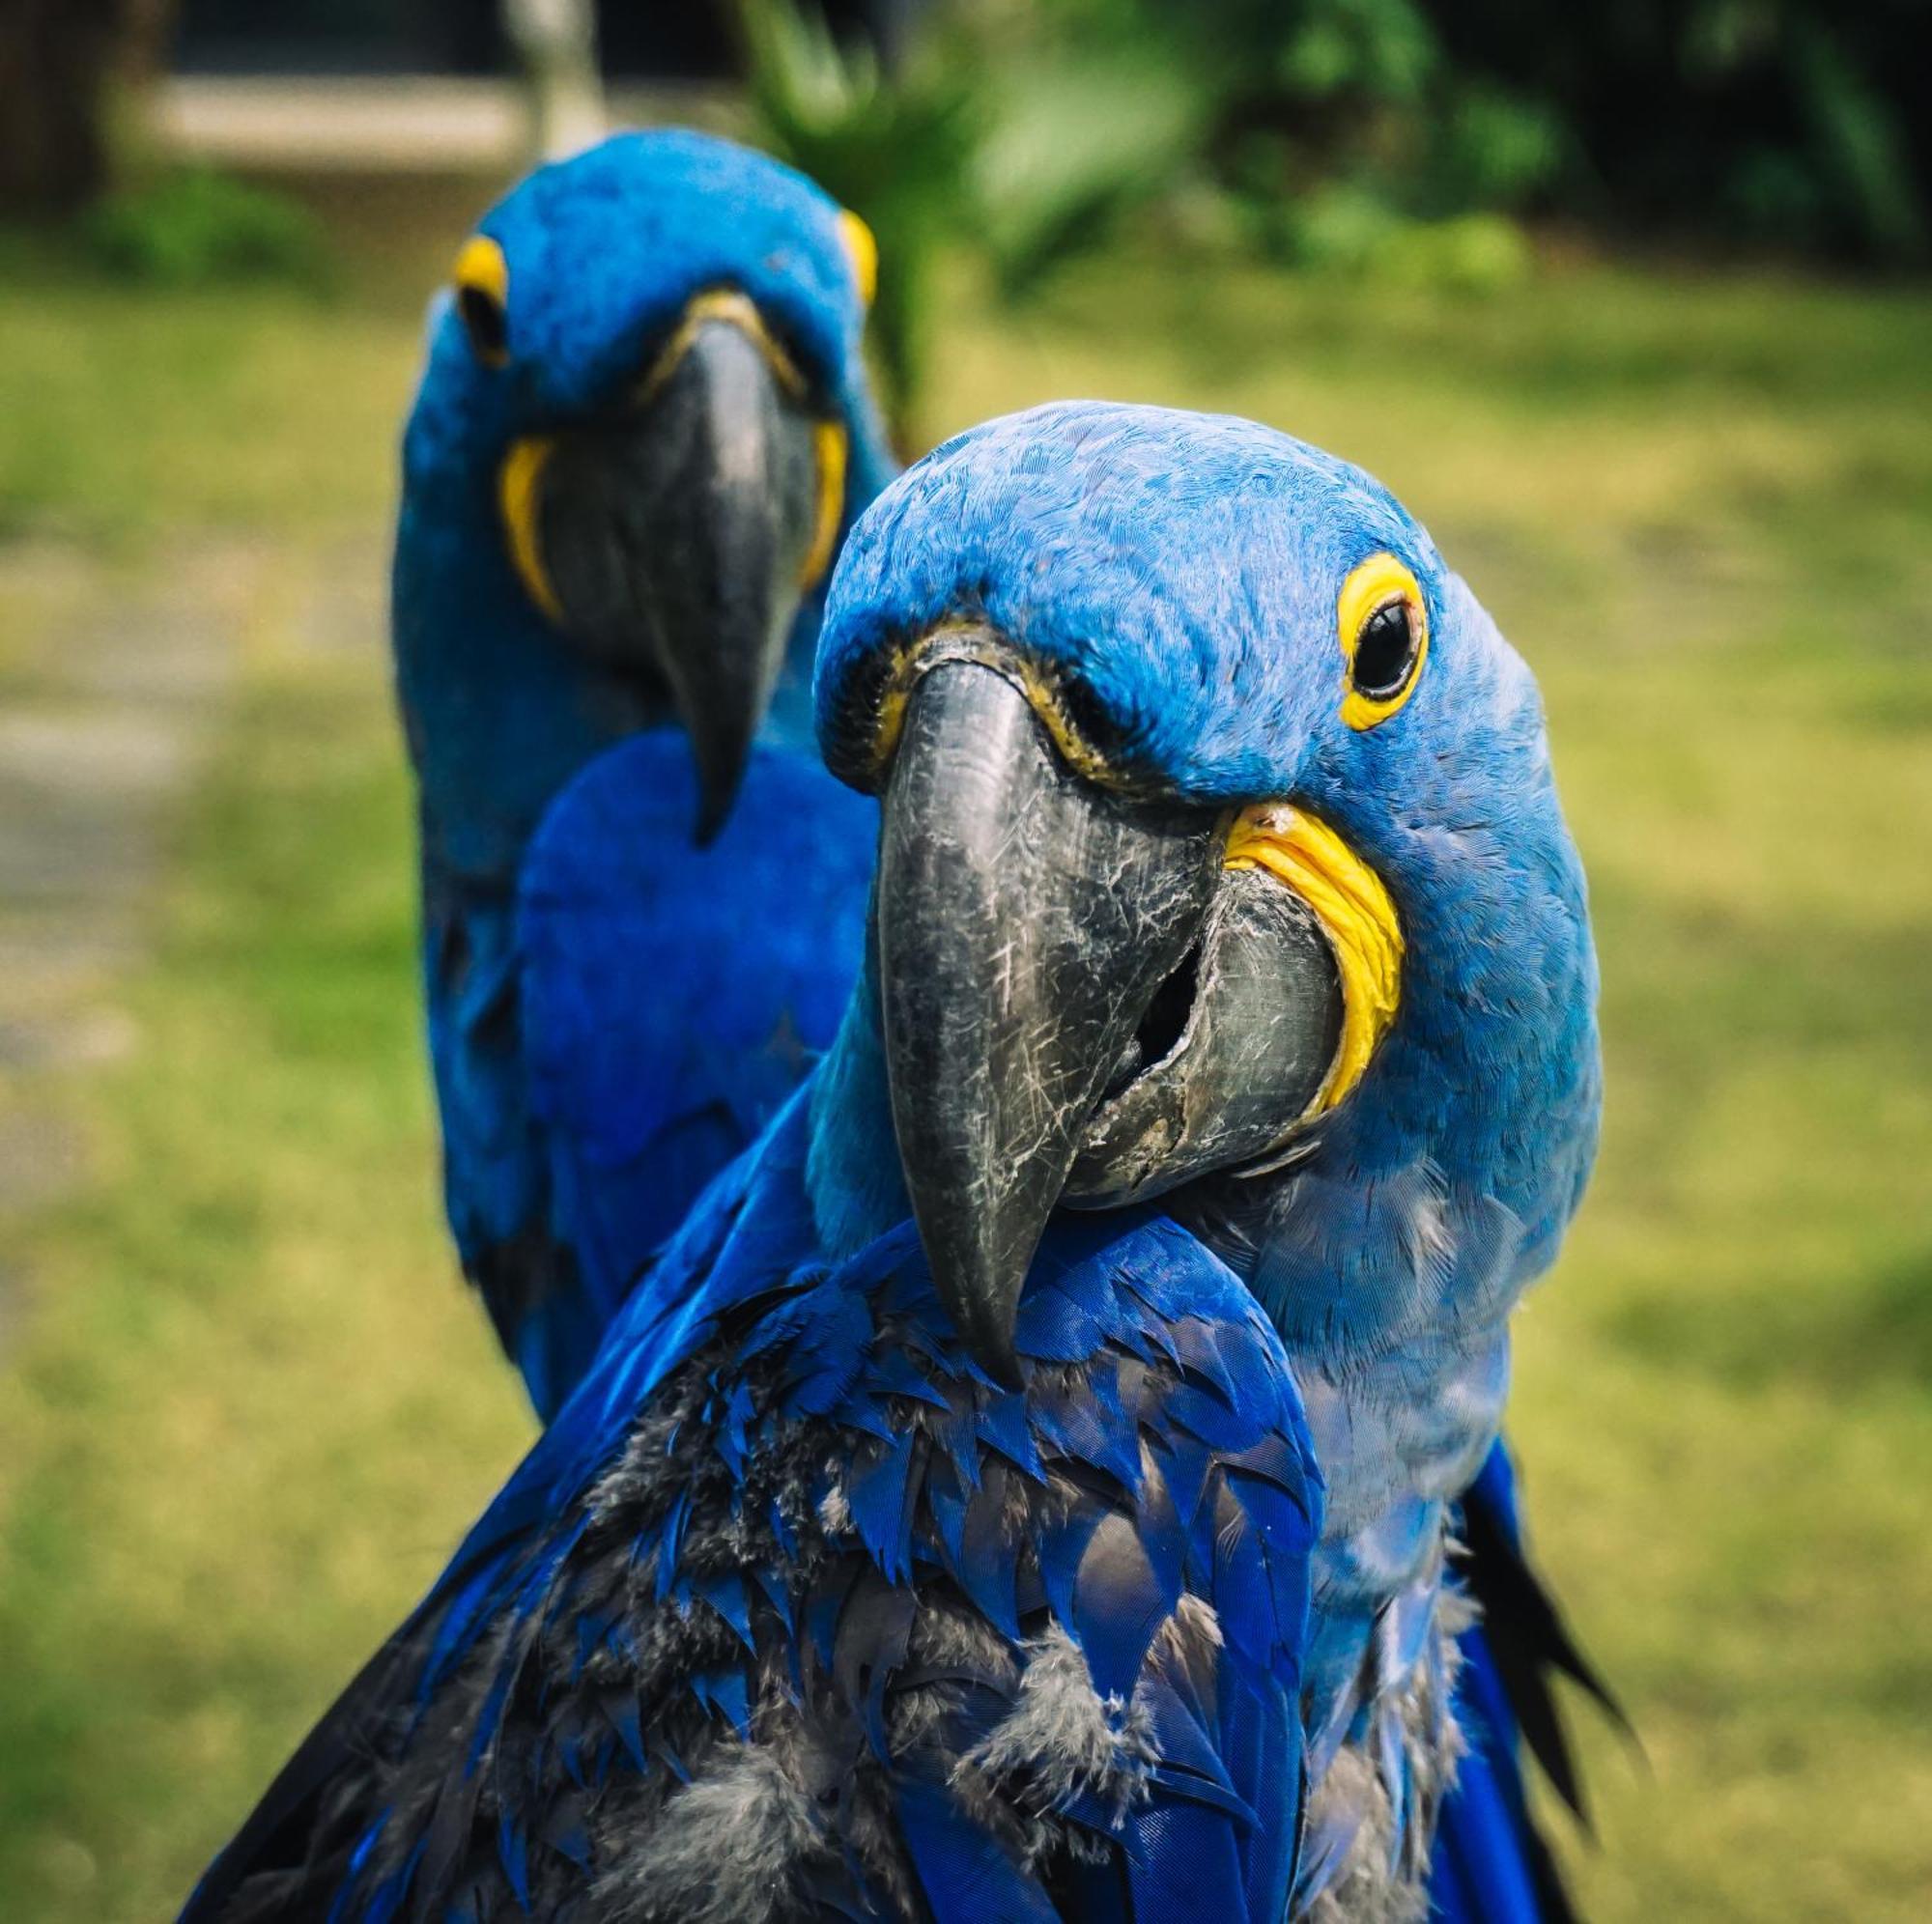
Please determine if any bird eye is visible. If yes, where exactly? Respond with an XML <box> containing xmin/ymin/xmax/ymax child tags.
<box><xmin>1337</xmin><ymin>552</ymin><xmax>1428</xmax><ymax>729</ymax></box>
<box><xmin>838</xmin><ymin>209</ymin><xmax>878</xmax><ymax>309</ymax></box>
<box><xmin>1353</xmin><ymin>600</ymin><xmax>1416</xmax><ymax>697</ymax></box>
<box><xmin>452</xmin><ymin>235</ymin><xmax>511</xmax><ymax>369</ymax></box>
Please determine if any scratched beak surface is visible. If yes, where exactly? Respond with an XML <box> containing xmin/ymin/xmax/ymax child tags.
<box><xmin>536</xmin><ymin>317</ymin><xmax>821</xmax><ymax>839</ymax></box>
<box><xmin>873</xmin><ymin>659</ymin><xmax>1220</xmax><ymax>1384</ymax></box>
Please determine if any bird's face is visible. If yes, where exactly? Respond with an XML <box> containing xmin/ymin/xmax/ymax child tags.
<box><xmin>412</xmin><ymin>130</ymin><xmax>880</xmax><ymax>839</ymax></box>
<box><xmin>816</xmin><ymin>403</ymin><xmax>1584</xmax><ymax>1381</ymax></box>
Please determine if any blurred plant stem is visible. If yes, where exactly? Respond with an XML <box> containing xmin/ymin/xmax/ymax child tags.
<box><xmin>502</xmin><ymin>0</ymin><xmax>607</xmax><ymax>166</ymax></box>
<box><xmin>732</xmin><ymin>0</ymin><xmax>975</xmax><ymax>453</ymax></box>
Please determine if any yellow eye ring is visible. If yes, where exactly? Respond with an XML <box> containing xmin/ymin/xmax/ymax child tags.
<box><xmin>838</xmin><ymin>209</ymin><xmax>878</xmax><ymax>309</ymax></box>
<box><xmin>1338</xmin><ymin>552</ymin><xmax>1428</xmax><ymax>730</ymax></box>
<box><xmin>453</xmin><ymin>234</ymin><xmax>512</xmax><ymax>368</ymax></box>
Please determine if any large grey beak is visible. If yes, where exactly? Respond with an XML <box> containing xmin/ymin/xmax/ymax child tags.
<box><xmin>529</xmin><ymin>316</ymin><xmax>823</xmax><ymax>841</ymax></box>
<box><xmin>874</xmin><ymin>660</ymin><xmax>1221</xmax><ymax>1384</ymax></box>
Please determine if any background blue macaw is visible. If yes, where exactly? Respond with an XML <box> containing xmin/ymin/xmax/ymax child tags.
<box><xmin>189</xmin><ymin>403</ymin><xmax>1606</xmax><ymax>1921</ymax></box>
<box><xmin>393</xmin><ymin>128</ymin><xmax>895</xmax><ymax>1422</ymax></box>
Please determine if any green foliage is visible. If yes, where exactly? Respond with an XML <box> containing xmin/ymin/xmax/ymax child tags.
<box><xmin>1264</xmin><ymin>0</ymin><xmax>1435</xmax><ymax>103</ymax></box>
<box><xmin>736</xmin><ymin>0</ymin><xmax>1215</xmax><ymax>437</ymax></box>
<box><xmin>734</xmin><ymin>0</ymin><xmax>1561</xmax><ymax>429</ymax></box>
<box><xmin>1038</xmin><ymin>0</ymin><xmax>1930</xmax><ymax>269</ymax></box>
<box><xmin>80</xmin><ymin>167</ymin><xmax>334</xmax><ymax>292</ymax></box>
<box><xmin>1265</xmin><ymin>185</ymin><xmax>1532</xmax><ymax>294</ymax></box>
<box><xmin>1432</xmin><ymin>82</ymin><xmax>1567</xmax><ymax>212</ymax></box>
<box><xmin>1422</xmin><ymin>0</ymin><xmax>1929</xmax><ymax>265</ymax></box>
<box><xmin>734</xmin><ymin>0</ymin><xmax>976</xmax><ymax>443</ymax></box>
<box><xmin>739</xmin><ymin>0</ymin><xmax>1932</xmax><ymax>419</ymax></box>
<box><xmin>973</xmin><ymin>47</ymin><xmax>1212</xmax><ymax>297</ymax></box>
<box><xmin>1781</xmin><ymin>15</ymin><xmax>1926</xmax><ymax>262</ymax></box>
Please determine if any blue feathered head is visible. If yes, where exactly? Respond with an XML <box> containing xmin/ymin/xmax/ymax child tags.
<box><xmin>813</xmin><ymin>402</ymin><xmax>1598</xmax><ymax>1379</ymax></box>
<box><xmin>398</xmin><ymin>129</ymin><xmax>894</xmax><ymax>871</ymax></box>
<box><xmin>414</xmin><ymin>130</ymin><xmax>885</xmax><ymax>481</ymax></box>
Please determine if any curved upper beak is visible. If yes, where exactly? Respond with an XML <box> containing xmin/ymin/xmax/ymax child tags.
<box><xmin>503</xmin><ymin>301</ymin><xmax>836</xmax><ymax>842</ymax></box>
<box><xmin>874</xmin><ymin>659</ymin><xmax>1222</xmax><ymax>1384</ymax></box>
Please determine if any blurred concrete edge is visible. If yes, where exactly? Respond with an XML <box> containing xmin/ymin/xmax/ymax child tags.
<box><xmin>150</xmin><ymin>76</ymin><xmax>741</xmax><ymax>172</ymax></box>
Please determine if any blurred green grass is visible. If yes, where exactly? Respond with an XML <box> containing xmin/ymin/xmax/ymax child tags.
<box><xmin>1</xmin><ymin>178</ymin><xmax>1929</xmax><ymax>1919</ymax></box>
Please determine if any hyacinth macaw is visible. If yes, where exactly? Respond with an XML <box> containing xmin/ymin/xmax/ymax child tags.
<box><xmin>396</xmin><ymin>128</ymin><xmax>893</xmax><ymax>1421</ymax></box>
<box><xmin>187</xmin><ymin>403</ymin><xmax>1602</xmax><ymax>1921</ymax></box>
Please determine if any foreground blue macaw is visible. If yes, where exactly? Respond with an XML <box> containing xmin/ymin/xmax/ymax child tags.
<box><xmin>395</xmin><ymin>129</ymin><xmax>892</xmax><ymax>1421</ymax></box>
<box><xmin>188</xmin><ymin>404</ymin><xmax>1605</xmax><ymax>1920</ymax></box>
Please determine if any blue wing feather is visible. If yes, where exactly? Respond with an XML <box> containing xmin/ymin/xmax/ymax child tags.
<box><xmin>1428</xmin><ymin>1439</ymin><xmax>1584</xmax><ymax>1922</ymax></box>
<box><xmin>432</xmin><ymin>730</ymin><xmax>875</xmax><ymax>1419</ymax></box>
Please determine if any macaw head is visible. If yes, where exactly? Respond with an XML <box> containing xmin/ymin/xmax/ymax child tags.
<box><xmin>400</xmin><ymin>128</ymin><xmax>891</xmax><ymax>844</ymax></box>
<box><xmin>816</xmin><ymin>403</ymin><xmax>1598</xmax><ymax>1382</ymax></box>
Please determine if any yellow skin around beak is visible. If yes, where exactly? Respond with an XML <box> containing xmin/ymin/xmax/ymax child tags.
<box><xmin>1224</xmin><ymin>803</ymin><xmax>1404</xmax><ymax>1117</ymax></box>
<box><xmin>494</xmin><ymin>287</ymin><xmax>849</xmax><ymax>622</ymax></box>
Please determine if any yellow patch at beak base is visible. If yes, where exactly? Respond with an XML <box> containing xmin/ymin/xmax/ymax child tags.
<box><xmin>1224</xmin><ymin>803</ymin><xmax>1403</xmax><ymax>1117</ymax></box>
<box><xmin>866</xmin><ymin>625</ymin><xmax>1122</xmax><ymax>793</ymax></box>
<box><xmin>801</xmin><ymin>419</ymin><xmax>848</xmax><ymax>591</ymax></box>
<box><xmin>838</xmin><ymin>210</ymin><xmax>879</xmax><ymax>308</ymax></box>
<box><xmin>634</xmin><ymin>288</ymin><xmax>847</xmax><ymax>593</ymax></box>
<box><xmin>498</xmin><ymin>436</ymin><xmax>564</xmax><ymax>624</ymax></box>
<box><xmin>636</xmin><ymin>288</ymin><xmax>809</xmax><ymax>410</ymax></box>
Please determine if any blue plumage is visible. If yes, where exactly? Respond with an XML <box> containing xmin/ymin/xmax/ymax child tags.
<box><xmin>394</xmin><ymin>130</ymin><xmax>894</xmax><ymax>1417</ymax></box>
<box><xmin>513</xmin><ymin>733</ymin><xmax>875</xmax><ymax>1411</ymax></box>
<box><xmin>185</xmin><ymin>1095</ymin><xmax>1321</xmax><ymax>1921</ymax></box>
<box><xmin>193</xmin><ymin>404</ymin><xmax>1602</xmax><ymax>1919</ymax></box>
<box><xmin>1434</xmin><ymin>1450</ymin><xmax>1550</xmax><ymax>1924</ymax></box>
<box><xmin>814</xmin><ymin>403</ymin><xmax>1602</xmax><ymax>1908</ymax></box>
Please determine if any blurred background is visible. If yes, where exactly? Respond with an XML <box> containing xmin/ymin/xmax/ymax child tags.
<box><xmin>0</xmin><ymin>2</ymin><xmax>1928</xmax><ymax>1917</ymax></box>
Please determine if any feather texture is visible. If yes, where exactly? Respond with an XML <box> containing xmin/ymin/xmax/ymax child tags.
<box><xmin>812</xmin><ymin>404</ymin><xmax>1607</xmax><ymax>1918</ymax></box>
<box><xmin>512</xmin><ymin>731</ymin><xmax>875</xmax><ymax>1407</ymax></box>
<box><xmin>185</xmin><ymin>1097</ymin><xmax>1320</xmax><ymax>1922</ymax></box>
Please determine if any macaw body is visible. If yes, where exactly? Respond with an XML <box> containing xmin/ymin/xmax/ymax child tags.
<box><xmin>807</xmin><ymin>405</ymin><xmax>1602</xmax><ymax>1912</ymax></box>
<box><xmin>503</xmin><ymin>726</ymin><xmax>877</xmax><ymax>1406</ymax></box>
<box><xmin>193</xmin><ymin>405</ymin><xmax>1601</xmax><ymax>1919</ymax></box>
<box><xmin>395</xmin><ymin>130</ymin><xmax>893</xmax><ymax>1417</ymax></box>
<box><xmin>393</xmin><ymin>137</ymin><xmax>1590</xmax><ymax>1913</ymax></box>
<box><xmin>187</xmin><ymin>1094</ymin><xmax>1321</xmax><ymax>1922</ymax></box>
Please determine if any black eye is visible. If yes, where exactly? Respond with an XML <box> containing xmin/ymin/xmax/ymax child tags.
<box><xmin>458</xmin><ymin>285</ymin><xmax>509</xmax><ymax>367</ymax></box>
<box><xmin>1351</xmin><ymin>598</ymin><xmax>1419</xmax><ymax>699</ymax></box>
